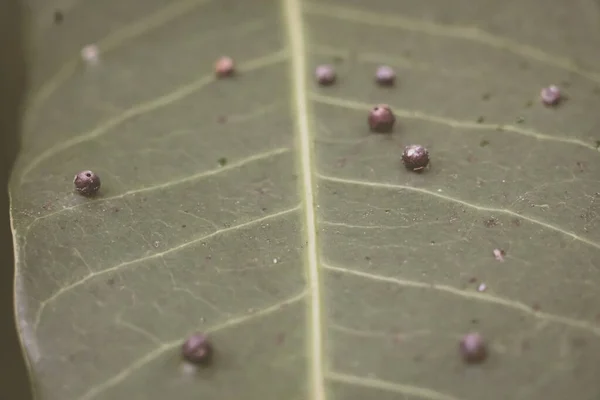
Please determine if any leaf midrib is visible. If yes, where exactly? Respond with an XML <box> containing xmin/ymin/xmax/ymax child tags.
<box><xmin>283</xmin><ymin>0</ymin><xmax>326</xmax><ymax>399</ymax></box>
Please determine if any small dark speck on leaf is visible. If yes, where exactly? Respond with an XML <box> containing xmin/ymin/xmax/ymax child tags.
<box><xmin>392</xmin><ymin>332</ymin><xmax>403</xmax><ymax>344</ymax></box>
<box><xmin>476</xmin><ymin>116</ymin><xmax>485</xmax><ymax>123</ymax></box>
<box><xmin>113</xmin><ymin>207</ymin><xmax>120</xmax><ymax>213</ymax></box>
<box><xmin>468</xmin><ymin>277</ymin><xmax>477</xmax><ymax>283</ymax></box>
<box><xmin>182</xmin><ymin>224</ymin><xmax>186</xmax><ymax>228</ymax></box>
<box><xmin>107</xmin><ymin>278</ymin><xmax>115</xmax><ymax>286</ymax></box>
<box><xmin>53</xmin><ymin>10</ymin><xmax>64</xmax><ymax>24</ymax></box>
<box><xmin>471</xmin><ymin>318</ymin><xmax>479</xmax><ymax>324</ymax></box>
<box><xmin>524</xmin><ymin>100</ymin><xmax>534</xmax><ymax>108</ymax></box>
<box><xmin>495</xmin><ymin>125</ymin><xmax>504</xmax><ymax>132</ymax></box>
<box><xmin>484</xmin><ymin>217</ymin><xmax>499</xmax><ymax>227</ymax></box>
<box><xmin>532</xmin><ymin>303</ymin><xmax>541</xmax><ymax>311</ymax></box>
<box><xmin>217</xmin><ymin>116</ymin><xmax>227</xmax><ymax>124</ymax></box>
<box><xmin>576</xmin><ymin>161</ymin><xmax>586</xmax><ymax>172</ymax></box>
<box><xmin>261</xmin><ymin>207</ymin><xmax>268</xmax><ymax>212</ymax></box>
<box><xmin>512</xmin><ymin>218</ymin><xmax>522</xmax><ymax>227</ymax></box>
<box><xmin>276</xmin><ymin>333</ymin><xmax>285</xmax><ymax>345</ymax></box>
<box><xmin>516</xmin><ymin>116</ymin><xmax>525</xmax><ymax>124</ymax></box>
<box><xmin>481</xmin><ymin>92</ymin><xmax>491</xmax><ymax>100</ymax></box>
<box><xmin>365</xmin><ymin>256</ymin><xmax>371</xmax><ymax>261</ymax></box>
<box><xmin>571</xmin><ymin>337</ymin><xmax>586</xmax><ymax>348</ymax></box>
<box><xmin>218</xmin><ymin>157</ymin><xmax>227</xmax><ymax>167</ymax></box>
<box><xmin>479</xmin><ymin>139</ymin><xmax>490</xmax><ymax>147</ymax></box>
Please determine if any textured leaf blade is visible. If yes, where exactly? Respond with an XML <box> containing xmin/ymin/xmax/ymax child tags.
<box><xmin>10</xmin><ymin>0</ymin><xmax>600</xmax><ymax>399</ymax></box>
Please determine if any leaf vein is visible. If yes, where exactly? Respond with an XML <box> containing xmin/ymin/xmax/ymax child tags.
<box><xmin>321</xmin><ymin>220</ymin><xmax>447</xmax><ymax>230</ymax></box>
<box><xmin>311</xmin><ymin>94</ymin><xmax>599</xmax><ymax>152</ymax></box>
<box><xmin>318</xmin><ymin>174</ymin><xmax>600</xmax><ymax>251</ymax></box>
<box><xmin>19</xmin><ymin>50</ymin><xmax>289</xmax><ymax>183</ymax></box>
<box><xmin>78</xmin><ymin>290</ymin><xmax>307</xmax><ymax>400</ymax></box>
<box><xmin>22</xmin><ymin>147</ymin><xmax>290</xmax><ymax>232</ymax></box>
<box><xmin>27</xmin><ymin>0</ymin><xmax>215</xmax><ymax>125</ymax></box>
<box><xmin>328</xmin><ymin>371</ymin><xmax>465</xmax><ymax>400</ymax></box>
<box><xmin>114</xmin><ymin>316</ymin><xmax>162</xmax><ymax>345</ymax></box>
<box><xmin>324</xmin><ymin>263</ymin><xmax>600</xmax><ymax>337</ymax></box>
<box><xmin>33</xmin><ymin>206</ymin><xmax>300</xmax><ymax>329</ymax></box>
<box><xmin>283</xmin><ymin>0</ymin><xmax>327</xmax><ymax>399</ymax></box>
<box><xmin>304</xmin><ymin>2</ymin><xmax>600</xmax><ymax>84</ymax></box>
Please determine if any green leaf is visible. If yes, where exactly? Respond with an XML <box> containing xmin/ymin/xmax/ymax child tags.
<box><xmin>10</xmin><ymin>0</ymin><xmax>600</xmax><ymax>399</ymax></box>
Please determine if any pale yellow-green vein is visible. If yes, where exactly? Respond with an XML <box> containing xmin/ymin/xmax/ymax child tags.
<box><xmin>328</xmin><ymin>371</ymin><xmax>464</xmax><ymax>400</ymax></box>
<box><xmin>311</xmin><ymin>94</ymin><xmax>598</xmax><ymax>152</ymax></box>
<box><xmin>331</xmin><ymin>323</ymin><xmax>432</xmax><ymax>340</ymax></box>
<box><xmin>22</xmin><ymin>147</ymin><xmax>290</xmax><ymax>232</ymax></box>
<box><xmin>19</xmin><ymin>50</ymin><xmax>289</xmax><ymax>183</ymax></box>
<box><xmin>318</xmin><ymin>174</ymin><xmax>600</xmax><ymax>250</ymax></box>
<box><xmin>27</xmin><ymin>0</ymin><xmax>216</xmax><ymax>122</ymax></box>
<box><xmin>304</xmin><ymin>2</ymin><xmax>600</xmax><ymax>84</ymax></box>
<box><xmin>324</xmin><ymin>263</ymin><xmax>600</xmax><ymax>336</ymax></box>
<box><xmin>283</xmin><ymin>0</ymin><xmax>327</xmax><ymax>399</ymax></box>
<box><xmin>78</xmin><ymin>291</ymin><xmax>307</xmax><ymax>400</ymax></box>
<box><xmin>33</xmin><ymin>206</ymin><xmax>300</xmax><ymax>329</ymax></box>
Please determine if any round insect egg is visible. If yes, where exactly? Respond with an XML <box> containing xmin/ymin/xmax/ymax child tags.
<box><xmin>215</xmin><ymin>56</ymin><xmax>235</xmax><ymax>78</ymax></box>
<box><xmin>315</xmin><ymin>64</ymin><xmax>336</xmax><ymax>86</ymax></box>
<box><xmin>375</xmin><ymin>65</ymin><xmax>396</xmax><ymax>86</ymax></box>
<box><xmin>459</xmin><ymin>332</ymin><xmax>488</xmax><ymax>364</ymax></box>
<box><xmin>402</xmin><ymin>144</ymin><xmax>429</xmax><ymax>172</ymax></box>
<box><xmin>368</xmin><ymin>104</ymin><xmax>395</xmax><ymax>133</ymax></box>
<box><xmin>73</xmin><ymin>170</ymin><xmax>101</xmax><ymax>196</ymax></box>
<box><xmin>540</xmin><ymin>85</ymin><xmax>561</xmax><ymax>106</ymax></box>
<box><xmin>182</xmin><ymin>333</ymin><xmax>213</xmax><ymax>365</ymax></box>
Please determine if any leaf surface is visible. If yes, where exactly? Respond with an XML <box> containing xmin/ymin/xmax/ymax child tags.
<box><xmin>10</xmin><ymin>0</ymin><xmax>600</xmax><ymax>399</ymax></box>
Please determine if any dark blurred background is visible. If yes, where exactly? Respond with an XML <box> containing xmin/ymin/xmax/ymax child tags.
<box><xmin>0</xmin><ymin>0</ymin><xmax>33</xmax><ymax>398</ymax></box>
